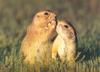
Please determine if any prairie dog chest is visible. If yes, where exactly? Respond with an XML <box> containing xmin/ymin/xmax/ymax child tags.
<box><xmin>57</xmin><ymin>35</ymin><xmax>66</xmax><ymax>56</ymax></box>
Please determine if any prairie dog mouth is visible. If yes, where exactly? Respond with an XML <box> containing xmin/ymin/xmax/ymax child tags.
<box><xmin>49</xmin><ymin>19</ymin><xmax>56</xmax><ymax>25</ymax></box>
<box><xmin>51</xmin><ymin>19</ymin><xmax>56</xmax><ymax>24</ymax></box>
<box><xmin>44</xmin><ymin>20</ymin><xmax>56</xmax><ymax>30</ymax></box>
<box><xmin>44</xmin><ymin>17</ymin><xmax>56</xmax><ymax>30</ymax></box>
<box><xmin>48</xmin><ymin>22</ymin><xmax>51</xmax><ymax>26</ymax></box>
<box><xmin>48</xmin><ymin>19</ymin><xmax>56</xmax><ymax>26</ymax></box>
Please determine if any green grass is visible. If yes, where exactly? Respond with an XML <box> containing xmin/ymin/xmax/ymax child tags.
<box><xmin>0</xmin><ymin>0</ymin><xmax>100</xmax><ymax>72</ymax></box>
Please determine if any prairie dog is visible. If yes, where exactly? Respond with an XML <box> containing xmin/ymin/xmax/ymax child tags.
<box><xmin>52</xmin><ymin>20</ymin><xmax>77</xmax><ymax>63</ymax></box>
<box><xmin>20</xmin><ymin>10</ymin><xmax>57</xmax><ymax>65</ymax></box>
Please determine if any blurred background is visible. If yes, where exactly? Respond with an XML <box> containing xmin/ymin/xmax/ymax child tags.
<box><xmin>0</xmin><ymin>0</ymin><xmax>100</xmax><ymax>61</ymax></box>
<box><xmin>0</xmin><ymin>0</ymin><xmax>100</xmax><ymax>71</ymax></box>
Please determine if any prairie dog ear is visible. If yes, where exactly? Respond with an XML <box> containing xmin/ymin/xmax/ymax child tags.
<box><xmin>70</xmin><ymin>32</ymin><xmax>75</xmax><ymax>40</ymax></box>
<box><xmin>36</xmin><ymin>15</ymin><xmax>40</xmax><ymax>18</ymax></box>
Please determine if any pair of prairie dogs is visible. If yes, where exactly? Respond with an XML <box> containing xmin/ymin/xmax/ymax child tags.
<box><xmin>20</xmin><ymin>10</ymin><xmax>77</xmax><ymax>65</ymax></box>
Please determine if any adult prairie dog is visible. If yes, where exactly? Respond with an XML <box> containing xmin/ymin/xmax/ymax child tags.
<box><xmin>52</xmin><ymin>20</ymin><xmax>77</xmax><ymax>63</ymax></box>
<box><xmin>20</xmin><ymin>10</ymin><xmax>57</xmax><ymax>65</ymax></box>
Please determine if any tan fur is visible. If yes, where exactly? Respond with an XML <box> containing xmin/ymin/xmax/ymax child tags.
<box><xmin>20</xmin><ymin>10</ymin><xmax>57</xmax><ymax>65</ymax></box>
<box><xmin>52</xmin><ymin>20</ymin><xmax>77</xmax><ymax>63</ymax></box>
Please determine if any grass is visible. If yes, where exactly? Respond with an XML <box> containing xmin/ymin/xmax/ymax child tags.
<box><xmin>0</xmin><ymin>0</ymin><xmax>100</xmax><ymax>72</ymax></box>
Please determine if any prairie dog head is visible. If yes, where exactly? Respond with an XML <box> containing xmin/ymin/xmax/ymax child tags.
<box><xmin>33</xmin><ymin>10</ymin><xmax>57</xmax><ymax>30</ymax></box>
<box><xmin>29</xmin><ymin>10</ymin><xmax>57</xmax><ymax>40</ymax></box>
<box><xmin>56</xmin><ymin>20</ymin><xmax>76</xmax><ymax>40</ymax></box>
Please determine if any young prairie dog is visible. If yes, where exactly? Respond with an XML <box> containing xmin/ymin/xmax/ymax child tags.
<box><xmin>52</xmin><ymin>20</ymin><xmax>77</xmax><ymax>63</ymax></box>
<box><xmin>20</xmin><ymin>10</ymin><xmax>57</xmax><ymax>65</ymax></box>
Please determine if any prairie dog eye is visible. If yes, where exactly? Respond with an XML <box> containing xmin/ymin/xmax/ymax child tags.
<box><xmin>64</xmin><ymin>25</ymin><xmax>68</xmax><ymax>28</ymax></box>
<box><xmin>44</xmin><ymin>12</ymin><xmax>49</xmax><ymax>15</ymax></box>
